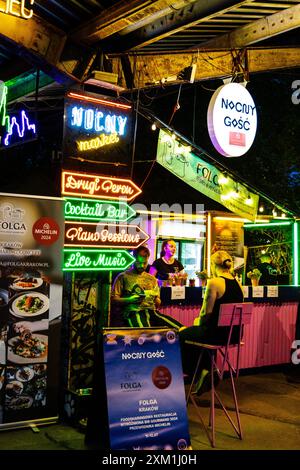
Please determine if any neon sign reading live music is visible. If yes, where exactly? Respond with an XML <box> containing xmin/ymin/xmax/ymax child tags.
<box><xmin>63</xmin><ymin>249</ymin><xmax>135</xmax><ymax>272</ymax></box>
<box><xmin>4</xmin><ymin>110</ymin><xmax>36</xmax><ymax>146</ymax></box>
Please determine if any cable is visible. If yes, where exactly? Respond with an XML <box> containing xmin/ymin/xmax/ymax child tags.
<box><xmin>168</xmin><ymin>83</ymin><xmax>182</xmax><ymax>125</ymax></box>
<box><xmin>130</xmin><ymin>87</ymin><xmax>140</xmax><ymax>180</ymax></box>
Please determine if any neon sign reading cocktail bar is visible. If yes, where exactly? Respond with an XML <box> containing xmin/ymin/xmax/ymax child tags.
<box><xmin>61</xmin><ymin>171</ymin><xmax>142</xmax><ymax>201</ymax></box>
<box><xmin>0</xmin><ymin>0</ymin><xmax>34</xmax><ymax>19</ymax></box>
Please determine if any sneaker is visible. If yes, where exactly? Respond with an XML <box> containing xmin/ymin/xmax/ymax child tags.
<box><xmin>195</xmin><ymin>370</ymin><xmax>220</xmax><ymax>396</ymax></box>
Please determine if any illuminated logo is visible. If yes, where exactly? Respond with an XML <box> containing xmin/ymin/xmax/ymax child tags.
<box><xmin>63</xmin><ymin>249</ymin><xmax>135</xmax><ymax>271</ymax></box>
<box><xmin>207</xmin><ymin>83</ymin><xmax>257</xmax><ymax>157</ymax></box>
<box><xmin>61</xmin><ymin>171</ymin><xmax>142</xmax><ymax>201</ymax></box>
<box><xmin>0</xmin><ymin>0</ymin><xmax>34</xmax><ymax>19</ymax></box>
<box><xmin>0</xmin><ymin>202</ymin><xmax>26</xmax><ymax>233</ymax></box>
<box><xmin>64</xmin><ymin>197</ymin><xmax>136</xmax><ymax>222</ymax></box>
<box><xmin>64</xmin><ymin>221</ymin><xmax>149</xmax><ymax>249</ymax></box>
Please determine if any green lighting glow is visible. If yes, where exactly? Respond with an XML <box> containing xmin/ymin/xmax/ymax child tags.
<box><xmin>293</xmin><ymin>222</ymin><xmax>299</xmax><ymax>286</ymax></box>
<box><xmin>63</xmin><ymin>249</ymin><xmax>135</xmax><ymax>272</ymax></box>
<box><xmin>244</xmin><ymin>221</ymin><xmax>292</xmax><ymax>229</ymax></box>
<box><xmin>0</xmin><ymin>81</ymin><xmax>10</xmax><ymax>130</ymax></box>
<box><xmin>64</xmin><ymin>197</ymin><xmax>136</xmax><ymax>222</ymax></box>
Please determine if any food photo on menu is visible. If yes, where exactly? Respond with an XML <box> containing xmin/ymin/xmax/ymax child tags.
<box><xmin>7</xmin><ymin>319</ymin><xmax>49</xmax><ymax>365</ymax></box>
<box><xmin>4</xmin><ymin>364</ymin><xmax>47</xmax><ymax>411</ymax></box>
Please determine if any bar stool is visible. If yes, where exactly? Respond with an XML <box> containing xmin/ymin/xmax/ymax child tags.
<box><xmin>186</xmin><ymin>302</ymin><xmax>253</xmax><ymax>447</ymax></box>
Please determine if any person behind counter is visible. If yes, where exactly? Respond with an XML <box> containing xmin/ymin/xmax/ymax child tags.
<box><xmin>179</xmin><ymin>250</ymin><xmax>244</xmax><ymax>394</ymax></box>
<box><xmin>257</xmin><ymin>254</ymin><xmax>278</xmax><ymax>285</ymax></box>
<box><xmin>111</xmin><ymin>245</ymin><xmax>182</xmax><ymax>329</ymax></box>
<box><xmin>149</xmin><ymin>239</ymin><xmax>184</xmax><ymax>282</ymax></box>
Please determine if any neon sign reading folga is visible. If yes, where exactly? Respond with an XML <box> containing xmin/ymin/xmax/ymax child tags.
<box><xmin>4</xmin><ymin>110</ymin><xmax>36</xmax><ymax>146</ymax></box>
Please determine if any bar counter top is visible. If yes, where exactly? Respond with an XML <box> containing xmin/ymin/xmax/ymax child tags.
<box><xmin>160</xmin><ymin>285</ymin><xmax>300</xmax><ymax>306</ymax></box>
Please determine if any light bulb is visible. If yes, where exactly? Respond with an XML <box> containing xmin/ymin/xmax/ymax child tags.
<box><xmin>151</xmin><ymin>123</ymin><xmax>157</xmax><ymax>131</ymax></box>
<box><xmin>259</xmin><ymin>205</ymin><xmax>264</xmax><ymax>213</ymax></box>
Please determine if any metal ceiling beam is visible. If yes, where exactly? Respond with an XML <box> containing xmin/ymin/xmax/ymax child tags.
<box><xmin>0</xmin><ymin>10</ymin><xmax>96</xmax><ymax>84</ymax></box>
<box><xmin>196</xmin><ymin>3</ymin><xmax>300</xmax><ymax>49</ymax></box>
<box><xmin>108</xmin><ymin>47</ymin><xmax>300</xmax><ymax>90</ymax></box>
<box><xmin>103</xmin><ymin>0</ymin><xmax>256</xmax><ymax>52</ymax></box>
<box><xmin>71</xmin><ymin>0</ymin><xmax>199</xmax><ymax>44</ymax></box>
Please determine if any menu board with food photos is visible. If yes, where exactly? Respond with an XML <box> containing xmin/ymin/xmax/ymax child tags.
<box><xmin>0</xmin><ymin>193</ymin><xmax>64</xmax><ymax>427</ymax></box>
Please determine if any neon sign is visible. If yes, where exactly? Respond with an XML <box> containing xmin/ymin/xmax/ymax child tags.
<box><xmin>0</xmin><ymin>81</ymin><xmax>9</xmax><ymax>131</ymax></box>
<box><xmin>64</xmin><ymin>221</ymin><xmax>149</xmax><ymax>249</ymax></box>
<box><xmin>63</xmin><ymin>249</ymin><xmax>135</xmax><ymax>271</ymax></box>
<box><xmin>64</xmin><ymin>198</ymin><xmax>136</xmax><ymax>222</ymax></box>
<box><xmin>61</xmin><ymin>171</ymin><xmax>142</xmax><ymax>201</ymax></box>
<box><xmin>76</xmin><ymin>133</ymin><xmax>119</xmax><ymax>152</ymax></box>
<box><xmin>0</xmin><ymin>0</ymin><xmax>34</xmax><ymax>19</ymax></box>
<box><xmin>71</xmin><ymin>106</ymin><xmax>127</xmax><ymax>136</ymax></box>
<box><xmin>4</xmin><ymin>110</ymin><xmax>36</xmax><ymax>146</ymax></box>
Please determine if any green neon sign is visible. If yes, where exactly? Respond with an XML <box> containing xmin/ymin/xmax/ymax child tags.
<box><xmin>0</xmin><ymin>81</ymin><xmax>10</xmax><ymax>131</ymax></box>
<box><xmin>244</xmin><ymin>221</ymin><xmax>292</xmax><ymax>229</ymax></box>
<box><xmin>64</xmin><ymin>197</ymin><xmax>136</xmax><ymax>222</ymax></box>
<box><xmin>293</xmin><ymin>222</ymin><xmax>299</xmax><ymax>286</ymax></box>
<box><xmin>63</xmin><ymin>249</ymin><xmax>135</xmax><ymax>271</ymax></box>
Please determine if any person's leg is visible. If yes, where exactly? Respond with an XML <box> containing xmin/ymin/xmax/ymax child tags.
<box><xmin>150</xmin><ymin>310</ymin><xmax>183</xmax><ymax>329</ymax></box>
<box><xmin>179</xmin><ymin>326</ymin><xmax>211</xmax><ymax>379</ymax></box>
<box><xmin>126</xmin><ymin>310</ymin><xmax>151</xmax><ymax>327</ymax></box>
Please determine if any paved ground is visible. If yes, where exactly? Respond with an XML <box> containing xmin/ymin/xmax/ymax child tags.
<box><xmin>0</xmin><ymin>368</ymin><xmax>299</xmax><ymax>452</ymax></box>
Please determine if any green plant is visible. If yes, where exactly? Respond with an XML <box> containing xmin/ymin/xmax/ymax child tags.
<box><xmin>247</xmin><ymin>268</ymin><xmax>262</xmax><ymax>280</ymax></box>
<box><xmin>195</xmin><ymin>270</ymin><xmax>208</xmax><ymax>280</ymax></box>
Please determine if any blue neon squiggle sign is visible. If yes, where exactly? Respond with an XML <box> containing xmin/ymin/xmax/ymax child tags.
<box><xmin>4</xmin><ymin>110</ymin><xmax>36</xmax><ymax>146</ymax></box>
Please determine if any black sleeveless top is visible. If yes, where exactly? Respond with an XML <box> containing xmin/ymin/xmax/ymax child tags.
<box><xmin>203</xmin><ymin>276</ymin><xmax>244</xmax><ymax>344</ymax></box>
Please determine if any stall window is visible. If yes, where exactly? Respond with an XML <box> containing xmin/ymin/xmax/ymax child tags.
<box><xmin>156</xmin><ymin>238</ymin><xmax>204</xmax><ymax>281</ymax></box>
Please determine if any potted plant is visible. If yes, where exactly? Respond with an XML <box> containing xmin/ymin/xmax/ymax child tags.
<box><xmin>247</xmin><ymin>268</ymin><xmax>262</xmax><ymax>287</ymax></box>
<box><xmin>195</xmin><ymin>270</ymin><xmax>208</xmax><ymax>287</ymax></box>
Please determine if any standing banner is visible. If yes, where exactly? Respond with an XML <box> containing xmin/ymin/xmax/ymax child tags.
<box><xmin>0</xmin><ymin>193</ymin><xmax>64</xmax><ymax>427</ymax></box>
<box><xmin>102</xmin><ymin>327</ymin><xmax>191</xmax><ymax>450</ymax></box>
<box><xmin>156</xmin><ymin>129</ymin><xmax>258</xmax><ymax>221</ymax></box>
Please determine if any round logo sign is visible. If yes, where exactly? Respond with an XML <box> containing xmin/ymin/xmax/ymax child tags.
<box><xmin>207</xmin><ymin>83</ymin><xmax>257</xmax><ymax>157</ymax></box>
<box><xmin>152</xmin><ymin>365</ymin><xmax>172</xmax><ymax>389</ymax></box>
<box><xmin>32</xmin><ymin>217</ymin><xmax>60</xmax><ymax>246</ymax></box>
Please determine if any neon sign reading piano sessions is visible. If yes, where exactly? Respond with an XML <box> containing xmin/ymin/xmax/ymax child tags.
<box><xmin>64</xmin><ymin>221</ymin><xmax>149</xmax><ymax>249</ymax></box>
<box><xmin>61</xmin><ymin>171</ymin><xmax>142</xmax><ymax>201</ymax></box>
<box><xmin>63</xmin><ymin>249</ymin><xmax>135</xmax><ymax>271</ymax></box>
<box><xmin>63</xmin><ymin>92</ymin><xmax>132</xmax><ymax>175</ymax></box>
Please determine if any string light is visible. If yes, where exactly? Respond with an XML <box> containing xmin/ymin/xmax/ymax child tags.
<box><xmin>151</xmin><ymin>123</ymin><xmax>157</xmax><ymax>131</ymax></box>
<box><xmin>259</xmin><ymin>205</ymin><xmax>264</xmax><ymax>213</ymax></box>
<box><xmin>272</xmin><ymin>207</ymin><xmax>278</xmax><ymax>217</ymax></box>
<box><xmin>245</xmin><ymin>195</ymin><xmax>253</xmax><ymax>206</ymax></box>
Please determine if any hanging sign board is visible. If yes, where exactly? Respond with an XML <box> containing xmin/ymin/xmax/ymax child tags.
<box><xmin>64</xmin><ymin>197</ymin><xmax>136</xmax><ymax>222</ymax></box>
<box><xmin>63</xmin><ymin>249</ymin><xmax>135</xmax><ymax>271</ymax></box>
<box><xmin>61</xmin><ymin>170</ymin><xmax>142</xmax><ymax>201</ymax></box>
<box><xmin>207</xmin><ymin>83</ymin><xmax>257</xmax><ymax>157</ymax></box>
<box><xmin>0</xmin><ymin>193</ymin><xmax>64</xmax><ymax>428</ymax></box>
<box><xmin>64</xmin><ymin>221</ymin><xmax>149</xmax><ymax>249</ymax></box>
<box><xmin>102</xmin><ymin>327</ymin><xmax>191</xmax><ymax>450</ymax></box>
<box><xmin>0</xmin><ymin>0</ymin><xmax>34</xmax><ymax>19</ymax></box>
<box><xmin>63</xmin><ymin>92</ymin><xmax>132</xmax><ymax>176</ymax></box>
<box><xmin>156</xmin><ymin>129</ymin><xmax>258</xmax><ymax>221</ymax></box>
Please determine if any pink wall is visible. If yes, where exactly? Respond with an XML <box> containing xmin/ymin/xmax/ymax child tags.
<box><xmin>160</xmin><ymin>302</ymin><xmax>298</xmax><ymax>368</ymax></box>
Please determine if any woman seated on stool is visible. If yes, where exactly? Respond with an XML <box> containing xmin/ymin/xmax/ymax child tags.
<box><xmin>179</xmin><ymin>250</ymin><xmax>244</xmax><ymax>394</ymax></box>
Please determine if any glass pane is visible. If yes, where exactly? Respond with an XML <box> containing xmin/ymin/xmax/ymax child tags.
<box><xmin>180</xmin><ymin>242</ymin><xmax>204</xmax><ymax>282</ymax></box>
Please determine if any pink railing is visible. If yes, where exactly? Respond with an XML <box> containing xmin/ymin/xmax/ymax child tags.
<box><xmin>160</xmin><ymin>302</ymin><xmax>298</xmax><ymax>368</ymax></box>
